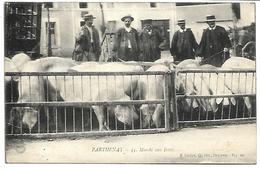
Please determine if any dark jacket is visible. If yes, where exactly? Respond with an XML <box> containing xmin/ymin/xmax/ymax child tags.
<box><xmin>73</xmin><ymin>25</ymin><xmax>101</xmax><ymax>61</ymax></box>
<box><xmin>112</xmin><ymin>27</ymin><xmax>139</xmax><ymax>61</ymax></box>
<box><xmin>139</xmin><ymin>29</ymin><xmax>166</xmax><ymax>62</ymax></box>
<box><xmin>170</xmin><ymin>28</ymin><xmax>198</xmax><ymax>61</ymax></box>
<box><xmin>197</xmin><ymin>25</ymin><xmax>231</xmax><ymax>67</ymax></box>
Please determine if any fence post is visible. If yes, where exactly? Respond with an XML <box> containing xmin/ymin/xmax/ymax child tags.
<box><xmin>171</xmin><ymin>70</ymin><xmax>179</xmax><ymax>130</ymax></box>
<box><xmin>164</xmin><ymin>72</ymin><xmax>170</xmax><ymax>131</ymax></box>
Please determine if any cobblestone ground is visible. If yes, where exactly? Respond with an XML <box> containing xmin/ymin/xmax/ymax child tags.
<box><xmin>5</xmin><ymin>123</ymin><xmax>256</xmax><ymax>164</ymax></box>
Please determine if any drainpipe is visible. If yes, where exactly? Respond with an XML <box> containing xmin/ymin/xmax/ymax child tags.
<box><xmin>231</xmin><ymin>3</ymin><xmax>240</xmax><ymax>56</ymax></box>
<box><xmin>232</xmin><ymin>15</ymin><xmax>237</xmax><ymax>56</ymax></box>
<box><xmin>46</xmin><ymin>3</ymin><xmax>52</xmax><ymax>56</ymax></box>
<box><xmin>99</xmin><ymin>2</ymin><xmax>106</xmax><ymax>35</ymax></box>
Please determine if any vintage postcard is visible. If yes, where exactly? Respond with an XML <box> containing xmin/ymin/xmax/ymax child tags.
<box><xmin>3</xmin><ymin>1</ymin><xmax>257</xmax><ymax>164</ymax></box>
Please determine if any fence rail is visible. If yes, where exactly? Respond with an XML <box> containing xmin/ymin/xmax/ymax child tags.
<box><xmin>6</xmin><ymin>100</ymin><xmax>166</xmax><ymax>107</ymax></box>
<box><xmin>5</xmin><ymin>67</ymin><xmax>256</xmax><ymax>138</ymax></box>
<box><xmin>175</xmin><ymin>68</ymin><xmax>256</xmax><ymax>126</ymax></box>
<box><xmin>5</xmin><ymin>71</ymin><xmax>168</xmax><ymax>76</ymax></box>
<box><xmin>5</xmin><ymin>71</ymin><xmax>172</xmax><ymax>138</ymax></box>
<box><xmin>6</xmin><ymin>128</ymin><xmax>170</xmax><ymax>139</ymax></box>
<box><xmin>176</xmin><ymin>68</ymin><xmax>255</xmax><ymax>73</ymax></box>
<box><xmin>176</xmin><ymin>94</ymin><xmax>255</xmax><ymax>98</ymax></box>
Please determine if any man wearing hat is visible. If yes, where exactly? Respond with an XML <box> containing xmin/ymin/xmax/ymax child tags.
<box><xmin>73</xmin><ymin>14</ymin><xmax>101</xmax><ymax>61</ymax></box>
<box><xmin>112</xmin><ymin>15</ymin><xmax>139</xmax><ymax>61</ymax></box>
<box><xmin>170</xmin><ymin>19</ymin><xmax>198</xmax><ymax>62</ymax></box>
<box><xmin>197</xmin><ymin>15</ymin><xmax>231</xmax><ymax>67</ymax></box>
<box><xmin>139</xmin><ymin>19</ymin><xmax>166</xmax><ymax>62</ymax></box>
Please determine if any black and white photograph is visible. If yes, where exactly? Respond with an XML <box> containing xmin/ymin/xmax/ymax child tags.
<box><xmin>2</xmin><ymin>1</ymin><xmax>257</xmax><ymax>164</ymax></box>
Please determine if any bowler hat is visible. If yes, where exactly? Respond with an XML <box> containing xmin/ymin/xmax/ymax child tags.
<box><xmin>121</xmin><ymin>15</ymin><xmax>134</xmax><ymax>22</ymax></box>
<box><xmin>205</xmin><ymin>15</ymin><xmax>216</xmax><ymax>22</ymax></box>
<box><xmin>143</xmin><ymin>19</ymin><xmax>153</xmax><ymax>26</ymax></box>
<box><xmin>177</xmin><ymin>19</ymin><xmax>185</xmax><ymax>25</ymax></box>
<box><xmin>84</xmin><ymin>14</ymin><xmax>96</xmax><ymax>21</ymax></box>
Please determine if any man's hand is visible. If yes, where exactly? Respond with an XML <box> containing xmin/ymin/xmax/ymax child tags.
<box><xmin>110</xmin><ymin>51</ymin><xmax>117</xmax><ymax>60</ymax></box>
<box><xmin>159</xmin><ymin>40</ymin><xmax>167</xmax><ymax>50</ymax></box>
<box><xmin>224</xmin><ymin>47</ymin><xmax>229</xmax><ymax>52</ymax></box>
<box><xmin>195</xmin><ymin>56</ymin><xmax>202</xmax><ymax>61</ymax></box>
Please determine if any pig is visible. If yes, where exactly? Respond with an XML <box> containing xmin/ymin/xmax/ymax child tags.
<box><xmin>221</xmin><ymin>57</ymin><xmax>256</xmax><ymax>113</ymax></box>
<box><xmin>175</xmin><ymin>60</ymin><xmax>215</xmax><ymax>112</ymax></box>
<box><xmin>5</xmin><ymin>57</ymin><xmax>20</xmax><ymax>132</ymax></box>
<box><xmin>49</xmin><ymin>62</ymin><xmax>144</xmax><ymax>131</ymax></box>
<box><xmin>10</xmin><ymin>57</ymin><xmax>77</xmax><ymax>132</ymax></box>
<box><xmin>138</xmin><ymin>64</ymin><xmax>170</xmax><ymax>128</ymax></box>
<box><xmin>199</xmin><ymin>64</ymin><xmax>236</xmax><ymax>108</ymax></box>
<box><xmin>11</xmin><ymin>53</ymin><xmax>31</xmax><ymax>71</ymax></box>
<box><xmin>4</xmin><ymin>57</ymin><xmax>18</xmax><ymax>83</ymax></box>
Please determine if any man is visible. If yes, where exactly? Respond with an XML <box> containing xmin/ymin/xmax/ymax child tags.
<box><xmin>197</xmin><ymin>15</ymin><xmax>232</xmax><ymax>67</ymax></box>
<box><xmin>139</xmin><ymin>19</ymin><xmax>166</xmax><ymax>62</ymax></box>
<box><xmin>112</xmin><ymin>15</ymin><xmax>139</xmax><ymax>61</ymax></box>
<box><xmin>170</xmin><ymin>19</ymin><xmax>198</xmax><ymax>62</ymax></box>
<box><xmin>73</xmin><ymin>14</ymin><xmax>101</xmax><ymax>61</ymax></box>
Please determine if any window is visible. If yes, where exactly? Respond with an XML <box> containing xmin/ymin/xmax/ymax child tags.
<box><xmin>176</xmin><ymin>3</ymin><xmax>220</xmax><ymax>6</ymax></box>
<box><xmin>45</xmin><ymin>22</ymin><xmax>56</xmax><ymax>46</ymax></box>
<box><xmin>79</xmin><ymin>2</ymin><xmax>88</xmax><ymax>8</ymax></box>
<box><xmin>107</xmin><ymin>2</ymin><xmax>114</xmax><ymax>8</ymax></box>
<box><xmin>232</xmin><ymin>3</ymin><xmax>241</xmax><ymax>19</ymax></box>
<box><xmin>150</xmin><ymin>2</ymin><xmax>157</xmax><ymax>8</ymax></box>
<box><xmin>43</xmin><ymin>2</ymin><xmax>53</xmax><ymax>8</ymax></box>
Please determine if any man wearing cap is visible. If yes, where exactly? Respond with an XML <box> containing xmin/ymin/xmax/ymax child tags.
<box><xmin>112</xmin><ymin>15</ymin><xmax>139</xmax><ymax>61</ymax></box>
<box><xmin>170</xmin><ymin>19</ymin><xmax>198</xmax><ymax>62</ymax></box>
<box><xmin>197</xmin><ymin>15</ymin><xmax>231</xmax><ymax>67</ymax></box>
<box><xmin>139</xmin><ymin>19</ymin><xmax>166</xmax><ymax>62</ymax></box>
<box><xmin>73</xmin><ymin>14</ymin><xmax>101</xmax><ymax>61</ymax></box>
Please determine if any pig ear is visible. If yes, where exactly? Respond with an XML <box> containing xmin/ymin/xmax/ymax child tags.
<box><xmin>216</xmin><ymin>98</ymin><xmax>224</xmax><ymax>105</ymax></box>
<box><xmin>192</xmin><ymin>99</ymin><xmax>199</xmax><ymax>108</ymax></box>
<box><xmin>230</xmin><ymin>97</ymin><xmax>236</xmax><ymax>105</ymax></box>
<box><xmin>185</xmin><ymin>99</ymin><xmax>192</xmax><ymax>107</ymax></box>
<box><xmin>12</xmin><ymin>75</ymin><xmax>20</xmax><ymax>82</ymax></box>
<box><xmin>140</xmin><ymin>104</ymin><xmax>149</xmax><ymax>115</ymax></box>
<box><xmin>244</xmin><ymin>97</ymin><xmax>252</xmax><ymax>111</ymax></box>
<box><xmin>223</xmin><ymin>98</ymin><xmax>230</xmax><ymax>106</ymax></box>
<box><xmin>114</xmin><ymin>106</ymin><xmax>131</xmax><ymax>125</ymax></box>
<box><xmin>210</xmin><ymin>99</ymin><xmax>219</xmax><ymax>113</ymax></box>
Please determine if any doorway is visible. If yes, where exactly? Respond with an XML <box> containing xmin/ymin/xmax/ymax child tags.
<box><xmin>141</xmin><ymin>19</ymin><xmax>170</xmax><ymax>50</ymax></box>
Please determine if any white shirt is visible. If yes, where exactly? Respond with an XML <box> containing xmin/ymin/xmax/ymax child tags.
<box><xmin>208</xmin><ymin>25</ymin><xmax>216</xmax><ymax>30</ymax></box>
<box><xmin>124</xmin><ymin>26</ymin><xmax>132</xmax><ymax>48</ymax></box>
<box><xmin>147</xmin><ymin>30</ymin><xmax>152</xmax><ymax>35</ymax></box>
<box><xmin>124</xmin><ymin>26</ymin><xmax>132</xmax><ymax>32</ymax></box>
<box><xmin>179</xmin><ymin>28</ymin><xmax>187</xmax><ymax>33</ymax></box>
<box><xmin>86</xmin><ymin>25</ymin><xmax>94</xmax><ymax>43</ymax></box>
